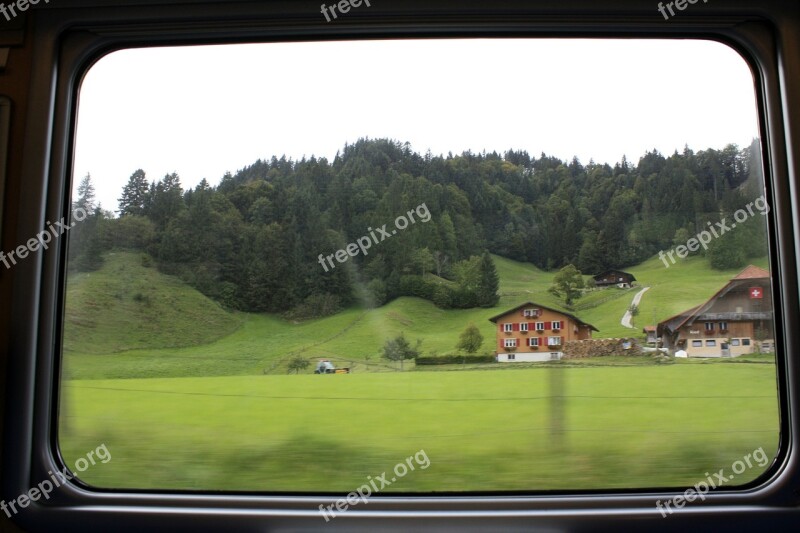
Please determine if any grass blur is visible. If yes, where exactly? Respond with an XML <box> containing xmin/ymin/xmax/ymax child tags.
<box><xmin>60</xmin><ymin>362</ymin><xmax>778</xmax><ymax>492</ymax></box>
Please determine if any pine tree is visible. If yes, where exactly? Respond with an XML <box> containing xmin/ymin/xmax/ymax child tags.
<box><xmin>118</xmin><ymin>169</ymin><xmax>150</xmax><ymax>216</ymax></box>
<box><xmin>73</xmin><ymin>173</ymin><xmax>96</xmax><ymax>213</ymax></box>
<box><xmin>476</xmin><ymin>252</ymin><xmax>500</xmax><ymax>307</ymax></box>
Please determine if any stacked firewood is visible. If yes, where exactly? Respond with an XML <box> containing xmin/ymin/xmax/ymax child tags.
<box><xmin>563</xmin><ymin>338</ymin><xmax>643</xmax><ymax>358</ymax></box>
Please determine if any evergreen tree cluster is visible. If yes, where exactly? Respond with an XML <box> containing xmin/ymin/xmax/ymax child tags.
<box><xmin>68</xmin><ymin>137</ymin><xmax>768</xmax><ymax>314</ymax></box>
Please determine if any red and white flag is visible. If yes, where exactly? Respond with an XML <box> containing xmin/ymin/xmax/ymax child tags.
<box><xmin>750</xmin><ymin>287</ymin><xmax>763</xmax><ymax>299</ymax></box>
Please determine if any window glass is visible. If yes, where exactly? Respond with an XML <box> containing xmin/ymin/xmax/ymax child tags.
<box><xmin>61</xmin><ymin>38</ymin><xmax>778</xmax><ymax>494</ymax></box>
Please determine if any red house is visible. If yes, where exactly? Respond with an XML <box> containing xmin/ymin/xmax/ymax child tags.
<box><xmin>489</xmin><ymin>302</ymin><xmax>597</xmax><ymax>362</ymax></box>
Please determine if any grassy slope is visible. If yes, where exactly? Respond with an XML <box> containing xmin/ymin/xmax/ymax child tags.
<box><xmin>64</xmin><ymin>251</ymin><xmax>243</xmax><ymax>354</ymax></box>
<box><xmin>63</xmin><ymin>252</ymin><xmax>768</xmax><ymax>379</ymax></box>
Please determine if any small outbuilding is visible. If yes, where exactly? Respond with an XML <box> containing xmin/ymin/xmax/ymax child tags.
<box><xmin>593</xmin><ymin>270</ymin><xmax>636</xmax><ymax>288</ymax></box>
<box><xmin>643</xmin><ymin>325</ymin><xmax>657</xmax><ymax>344</ymax></box>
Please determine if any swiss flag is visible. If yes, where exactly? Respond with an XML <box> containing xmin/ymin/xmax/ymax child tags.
<box><xmin>750</xmin><ymin>287</ymin><xmax>764</xmax><ymax>299</ymax></box>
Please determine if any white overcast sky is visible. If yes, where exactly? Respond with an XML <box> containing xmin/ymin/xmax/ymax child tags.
<box><xmin>72</xmin><ymin>39</ymin><xmax>759</xmax><ymax>212</ymax></box>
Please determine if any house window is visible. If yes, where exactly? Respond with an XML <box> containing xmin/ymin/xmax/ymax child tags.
<box><xmin>523</xmin><ymin>309</ymin><xmax>539</xmax><ymax>318</ymax></box>
<box><xmin>706</xmin><ymin>340</ymin><xmax>717</xmax><ymax>347</ymax></box>
<box><xmin>704</xmin><ymin>322</ymin><xmax>714</xmax><ymax>331</ymax></box>
<box><xmin>692</xmin><ymin>340</ymin><xmax>703</xmax><ymax>347</ymax></box>
<box><xmin>718</xmin><ymin>322</ymin><xmax>729</xmax><ymax>331</ymax></box>
<box><xmin>547</xmin><ymin>336</ymin><xmax>562</xmax><ymax>346</ymax></box>
<box><xmin>508</xmin><ymin>354</ymin><xmax>515</xmax><ymax>361</ymax></box>
<box><xmin>528</xmin><ymin>337</ymin><xmax>539</xmax><ymax>347</ymax></box>
<box><xmin>504</xmin><ymin>338</ymin><xmax>517</xmax><ymax>348</ymax></box>
<box><xmin>552</xmin><ymin>320</ymin><xmax>562</xmax><ymax>330</ymax></box>
<box><xmin>503</xmin><ymin>323</ymin><xmax>513</xmax><ymax>333</ymax></box>
<box><xmin>520</xmin><ymin>322</ymin><xmax>529</xmax><ymax>332</ymax></box>
<box><xmin>731</xmin><ymin>339</ymin><xmax>741</xmax><ymax>346</ymax></box>
<box><xmin>743</xmin><ymin>339</ymin><xmax>751</xmax><ymax>346</ymax></box>
<box><xmin>535</xmin><ymin>322</ymin><xmax>545</xmax><ymax>331</ymax></box>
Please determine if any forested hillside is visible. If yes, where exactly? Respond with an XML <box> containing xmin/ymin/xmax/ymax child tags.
<box><xmin>67</xmin><ymin>138</ymin><xmax>767</xmax><ymax>316</ymax></box>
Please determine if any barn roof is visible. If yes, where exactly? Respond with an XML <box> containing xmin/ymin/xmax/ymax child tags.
<box><xmin>488</xmin><ymin>302</ymin><xmax>599</xmax><ymax>332</ymax></box>
<box><xmin>732</xmin><ymin>265</ymin><xmax>770</xmax><ymax>280</ymax></box>
<box><xmin>657</xmin><ymin>265</ymin><xmax>770</xmax><ymax>334</ymax></box>
<box><xmin>593</xmin><ymin>270</ymin><xmax>637</xmax><ymax>282</ymax></box>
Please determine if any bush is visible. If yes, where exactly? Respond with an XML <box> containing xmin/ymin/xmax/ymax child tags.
<box><xmin>284</xmin><ymin>293</ymin><xmax>342</xmax><ymax>321</ymax></box>
<box><xmin>391</xmin><ymin>275</ymin><xmax>486</xmax><ymax>310</ymax></box>
<box><xmin>366</xmin><ymin>279</ymin><xmax>387</xmax><ymax>307</ymax></box>
<box><xmin>415</xmin><ymin>354</ymin><xmax>495</xmax><ymax>365</ymax></box>
<box><xmin>132</xmin><ymin>292</ymin><xmax>151</xmax><ymax>305</ymax></box>
<box><xmin>104</xmin><ymin>215</ymin><xmax>156</xmax><ymax>250</ymax></box>
<box><xmin>287</xmin><ymin>355</ymin><xmax>310</xmax><ymax>374</ymax></box>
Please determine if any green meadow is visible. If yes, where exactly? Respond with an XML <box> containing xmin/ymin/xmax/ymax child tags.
<box><xmin>61</xmin><ymin>365</ymin><xmax>779</xmax><ymax>492</ymax></box>
<box><xmin>59</xmin><ymin>251</ymin><xmax>780</xmax><ymax>492</ymax></box>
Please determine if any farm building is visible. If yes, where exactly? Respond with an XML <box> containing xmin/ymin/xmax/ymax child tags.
<box><xmin>489</xmin><ymin>302</ymin><xmax>598</xmax><ymax>362</ymax></box>
<box><xmin>642</xmin><ymin>325</ymin><xmax>657</xmax><ymax>344</ymax></box>
<box><xmin>593</xmin><ymin>270</ymin><xmax>636</xmax><ymax>288</ymax></box>
<box><xmin>657</xmin><ymin>265</ymin><xmax>774</xmax><ymax>357</ymax></box>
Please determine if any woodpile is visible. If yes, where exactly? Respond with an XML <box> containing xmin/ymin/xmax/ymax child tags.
<box><xmin>563</xmin><ymin>338</ymin><xmax>643</xmax><ymax>358</ymax></box>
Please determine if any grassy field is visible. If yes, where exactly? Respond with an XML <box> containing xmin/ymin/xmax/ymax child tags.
<box><xmin>60</xmin><ymin>362</ymin><xmax>779</xmax><ymax>492</ymax></box>
<box><xmin>59</xmin><ymin>251</ymin><xmax>780</xmax><ymax>493</ymax></box>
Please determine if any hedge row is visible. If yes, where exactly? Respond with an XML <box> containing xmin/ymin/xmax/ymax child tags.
<box><xmin>396</xmin><ymin>275</ymin><xmax>482</xmax><ymax>309</ymax></box>
<box><xmin>415</xmin><ymin>355</ymin><xmax>496</xmax><ymax>365</ymax></box>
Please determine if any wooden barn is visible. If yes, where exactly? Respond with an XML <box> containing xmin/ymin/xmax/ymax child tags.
<box><xmin>593</xmin><ymin>270</ymin><xmax>636</xmax><ymax>288</ymax></box>
<box><xmin>657</xmin><ymin>265</ymin><xmax>773</xmax><ymax>357</ymax></box>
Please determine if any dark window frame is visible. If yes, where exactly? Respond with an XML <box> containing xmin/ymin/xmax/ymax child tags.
<box><xmin>1</xmin><ymin>1</ymin><xmax>797</xmax><ymax>532</ymax></box>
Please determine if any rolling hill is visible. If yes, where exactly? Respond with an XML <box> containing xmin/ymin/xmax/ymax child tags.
<box><xmin>63</xmin><ymin>251</ymin><xmax>243</xmax><ymax>355</ymax></box>
<box><xmin>62</xmin><ymin>251</ymin><xmax>767</xmax><ymax>379</ymax></box>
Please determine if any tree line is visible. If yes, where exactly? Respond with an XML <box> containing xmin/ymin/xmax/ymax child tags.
<box><xmin>67</xmin><ymin>137</ymin><xmax>767</xmax><ymax>316</ymax></box>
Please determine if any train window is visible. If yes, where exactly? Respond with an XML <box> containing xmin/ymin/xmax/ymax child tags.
<box><xmin>59</xmin><ymin>37</ymin><xmax>779</xmax><ymax>497</ymax></box>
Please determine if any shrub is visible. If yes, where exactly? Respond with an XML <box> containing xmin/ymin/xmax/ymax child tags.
<box><xmin>415</xmin><ymin>355</ymin><xmax>495</xmax><ymax>365</ymax></box>
<box><xmin>284</xmin><ymin>293</ymin><xmax>342</xmax><ymax>321</ymax></box>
